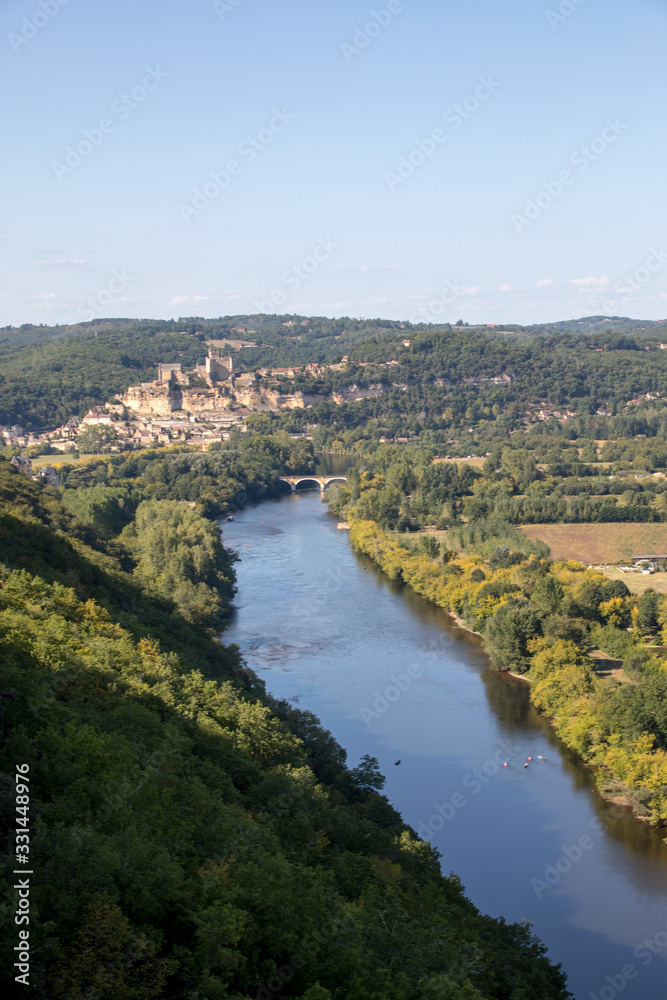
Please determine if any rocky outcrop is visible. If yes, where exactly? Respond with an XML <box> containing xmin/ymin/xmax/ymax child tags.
<box><xmin>332</xmin><ymin>384</ymin><xmax>384</xmax><ymax>404</ymax></box>
<box><xmin>232</xmin><ymin>388</ymin><xmax>326</xmax><ymax>411</ymax></box>
<box><xmin>122</xmin><ymin>377</ymin><xmax>386</xmax><ymax>419</ymax></box>
<box><xmin>123</xmin><ymin>382</ymin><xmax>177</xmax><ymax>417</ymax></box>
<box><xmin>122</xmin><ymin>382</ymin><xmax>234</xmax><ymax>417</ymax></box>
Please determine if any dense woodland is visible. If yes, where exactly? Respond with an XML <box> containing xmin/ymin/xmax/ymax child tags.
<box><xmin>0</xmin><ymin>460</ymin><xmax>571</xmax><ymax>999</ymax></box>
<box><xmin>277</xmin><ymin>331</ymin><xmax>667</xmax><ymax>450</ymax></box>
<box><xmin>57</xmin><ymin>433</ymin><xmax>317</xmax><ymax>519</ymax></box>
<box><xmin>318</xmin><ymin>441</ymin><xmax>667</xmax><ymax>530</ymax></box>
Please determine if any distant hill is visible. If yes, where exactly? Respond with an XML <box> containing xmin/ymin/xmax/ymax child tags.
<box><xmin>2</xmin><ymin>313</ymin><xmax>667</xmax><ymax>429</ymax></box>
<box><xmin>519</xmin><ymin>315</ymin><xmax>667</xmax><ymax>337</ymax></box>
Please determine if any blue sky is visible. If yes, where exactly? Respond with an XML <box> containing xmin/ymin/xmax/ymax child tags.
<box><xmin>2</xmin><ymin>0</ymin><xmax>667</xmax><ymax>326</ymax></box>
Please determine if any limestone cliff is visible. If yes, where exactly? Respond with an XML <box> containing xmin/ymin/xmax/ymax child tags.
<box><xmin>122</xmin><ymin>377</ymin><xmax>385</xmax><ymax>418</ymax></box>
<box><xmin>122</xmin><ymin>382</ymin><xmax>234</xmax><ymax>417</ymax></box>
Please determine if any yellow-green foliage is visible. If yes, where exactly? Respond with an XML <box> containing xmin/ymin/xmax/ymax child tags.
<box><xmin>350</xmin><ymin>522</ymin><xmax>519</xmax><ymax>626</ymax></box>
<box><xmin>350</xmin><ymin>519</ymin><xmax>667</xmax><ymax>824</ymax></box>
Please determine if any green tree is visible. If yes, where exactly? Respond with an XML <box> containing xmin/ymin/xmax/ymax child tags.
<box><xmin>419</xmin><ymin>535</ymin><xmax>440</xmax><ymax>558</ymax></box>
<box><xmin>484</xmin><ymin>601</ymin><xmax>542</xmax><ymax>673</ymax></box>
<box><xmin>530</xmin><ymin>575</ymin><xmax>564</xmax><ymax>617</ymax></box>
<box><xmin>61</xmin><ymin>485</ymin><xmax>134</xmax><ymax>536</ymax></box>
<box><xmin>123</xmin><ymin>500</ymin><xmax>237</xmax><ymax>627</ymax></box>
<box><xmin>76</xmin><ymin>424</ymin><xmax>119</xmax><ymax>454</ymax></box>
<box><xmin>636</xmin><ymin>589</ymin><xmax>659</xmax><ymax>633</ymax></box>
<box><xmin>349</xmin><ymin>754</ymin><xmax>386</xmax><ymax>793</ymax></box>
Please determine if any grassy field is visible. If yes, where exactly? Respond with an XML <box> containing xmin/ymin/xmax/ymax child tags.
<box><xmin>398</xmin><ymin>528</ymin><xmax>451</xmax><ymax>545</ymax></box>
<box><xmin>597</xmin><ymin>566</ymin><xmax>667</xmax><ymax>595</ymax></box>
<box><xmin>435</xmin><ymin>456</ymin><xmax>486</xmax><ymax>469</ymax></box>
<box><xmin>520</xmin><ymin>523</ymin><xmax>667</xmax><ymax>564</ymax></box>
<box><xmin>589</xmin><ymin>650</ymin><xmax>633</xmax><ymax>683</ymax></box>
<box><xmin>31</xmin><ymin>453</ymin><xmax>105</xmax><ymax>469</ymax></box>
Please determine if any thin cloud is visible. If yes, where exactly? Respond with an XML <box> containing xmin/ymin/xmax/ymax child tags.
<box><xmin>499</xmin><ymin>284</ymin><xmax>513</xmax><ymax>292</ymax></box>
<box><xmin>32</xmin><ymin>258</ymin><xmax>87</xmax><ymax>265</ymax></box>
<box><xmin>569</xmin><ymin>276</ymin><xmax>609</xmax><ymax>287</ymax></box>
<box><xmin>534</xmin><ymin>279</ymin><xmax>554</xmax><ymax>288</ymax></box>
<box><xmin>336</xmin><ymin>265</ymin><xmax>401</xmax><ymax>272</ymax></box>
<box><xmin>167</xmin><ymin>294</ymin><xmax>210</xmax><ymax>307</ymax></box>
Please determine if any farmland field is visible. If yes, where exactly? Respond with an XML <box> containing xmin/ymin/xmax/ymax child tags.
<box><xmin>596</xmin><ymin>567</ymin><xmax>667</xmax><ymax>595</ymax></box>
<box><xmin>520</xmin><ymin>523</ymin><xmax>667</xmax><ymax>565</ymax></box>
<box><xmin>435</xmin><ymin>456</ymin><xmax>486</xmax><ymax>469</ymax></box>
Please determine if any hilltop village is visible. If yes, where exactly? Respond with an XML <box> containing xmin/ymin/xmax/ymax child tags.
<box><xmin>0</xmin><ymin>343</ymin><xmax>388</xmax><ymax>456</ymax></box>
<box><xmin>3</xmin><ymin>333</ymin><xmax>665</xmax><ymax>463</ymax></box>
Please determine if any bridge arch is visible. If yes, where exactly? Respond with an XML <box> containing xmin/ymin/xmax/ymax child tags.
<box><xmin>279</xmin><ymin>476</ymin><xmax>347</xmax><ymax>493</ymax></box>
<box><xmin>292</xmin><ymin>477</ymin><xmax>322</xmax><ymax>492</ymax></box>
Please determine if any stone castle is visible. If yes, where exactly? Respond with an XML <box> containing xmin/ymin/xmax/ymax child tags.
<box><xmin>156</xmin><ymin>350</ymin><xmax>234</xmax><ymax>387</ymax></box>
<box><xmin>121</xmin><ymin>346</ymin><xmax>386</xmax><ymax>421</ymax></box>
<box><xmin>122</xmin><ymin>349</ymin><xmax>237</xmax><ymax>418</ymax></box>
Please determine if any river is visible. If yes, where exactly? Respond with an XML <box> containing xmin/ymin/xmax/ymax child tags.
<box><xmin>221</xmin><ymin>475</ymin><xmax>667</xmax><ymax>1000</ymax></box>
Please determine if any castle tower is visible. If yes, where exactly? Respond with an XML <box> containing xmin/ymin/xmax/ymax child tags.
<box><xmin>205</xmin><ymin>350</ymin><xmax>233</xmax><ymax>384</ymax></box>
<box><xmin>158</xmin><ymin>362</ymin><xmax>182</xmax><ymax>383</ymax></box>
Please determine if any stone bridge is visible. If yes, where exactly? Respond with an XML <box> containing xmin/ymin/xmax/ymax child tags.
<box><xmin>279</xmin><ymin>476</ymin><xmax>347</xmax><ymax>493</ymax></box>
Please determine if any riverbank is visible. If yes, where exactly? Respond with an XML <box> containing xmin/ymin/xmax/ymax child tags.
<box><xmin>344</xmin><ymin>517</ymin><xmax>667</xmax><ymax>828</ymax></box>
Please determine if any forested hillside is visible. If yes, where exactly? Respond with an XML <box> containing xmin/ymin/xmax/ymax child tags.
<box><xmin>278</xmin><ymin>328</ymin><xmax>667</xmax><ymax>441</ymax></box>
<box><xmin>0</xmin><ymin>323</ymin><xmax>207</xmax><ymax>429</ymax></box>
<box><xmin>3</xmin><ymin>312</ymin><xmax>667</xmax><ymax>431</ymax></box>
<box><xmin>0</xmin><ymin>459</ymin><xmax>571</xmax><ymax>999</ymax></box>
<box><xmin>55</xmin><ymin>432</ymin><xmax>316</xmax><ymax>518</ymax></box>
<box><xmin>0</xmin><ymin>315</ymin><xmax>407</xmax><ymax>428</ymax></box>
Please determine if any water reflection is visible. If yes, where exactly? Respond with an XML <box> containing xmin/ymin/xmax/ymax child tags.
<box><xmin>221</xmin><ymin>489</ymin><xmax>667</xmax><ymax>1000</ymax></box>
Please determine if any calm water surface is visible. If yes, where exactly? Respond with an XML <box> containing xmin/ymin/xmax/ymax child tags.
<box><xmin>221</xmin><ymin>483</ymin><xmax>667</xmax><ymax>1000</ymax></box>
